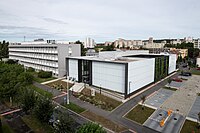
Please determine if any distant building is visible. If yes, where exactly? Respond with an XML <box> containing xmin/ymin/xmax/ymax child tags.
<box><xmin>194</xmin><ymin>39</ymin><xmax>200</xmax><ymax>49</ymax></box>
<box><xmin>84</xmin><ymin>37</ymin><xmax>96</xmax><ymax>48</ymax></box>
<box><xmin>86</xmin><ymin>49</ymin><xmax>99</xmax><ymax>56</ymax></box>
<box><xmin>105</xmin><ymin>38</ymin><xmax>143</xmax><ymax>49</ymax></box>
<box><xmin>143</xmin><ymin>37</ymin><xmax>166</xmax><ymax>49</ymax></box>
<box><xmin>169</xmin><ymin>48</ymin><xmax>188</xmax><ymax>59</ymax></box>
<box><xmin>9</xmin><ymin>40</ymin><xmax>81</xmax><ymax>77</ymax></box>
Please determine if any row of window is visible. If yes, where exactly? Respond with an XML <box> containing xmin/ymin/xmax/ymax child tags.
<box><xmin>9</xmin><ymin>47</ymin><xmax>58</xmax><ymax>54</ymax></box>
<box><xmin>9</xmin><ymin>52</ymin><xmax>58</xmax><ymax>61</ymax></box>
<box><xmin>9</xmin><ymin>56</ymin><xmax>58</xmax><ymax>68</ymax></box>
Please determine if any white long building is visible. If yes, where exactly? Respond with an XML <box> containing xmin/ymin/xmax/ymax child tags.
<box><xmin>66</xmin><ymin>51</ymin><xmax>176</xmax><ymax>99</ymax></box>
<box><xmin>9</xmin><ymin>40</ymin><xmax>81</xmax><ymax>77</ymax></box>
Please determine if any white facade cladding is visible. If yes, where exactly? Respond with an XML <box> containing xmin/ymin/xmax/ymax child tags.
<box><xmin>197</xmin><ymin>57</ymin><xmax>200</xmax><ymax>67</ymax></box>
<box><xmin>168</xmin><ymin>54</ymin><xmax>177</xmax><ymax>74</ymax></box>
<box><xmin>66</xmin><ymin>52</ymin><xmax>177</xmax><ymax>99</ymax></box>
<box><xmin>92</xmin><ymin>61</ymin><xmax>125</xmax><ymax>93</ymax></box>
<box><xmin>128</xmin><ymin>58</ymin><xmax>155</xmax><ymax>94</ymax></box>
<box><xmin>68</xmin><ymin>59</ymin><xmax>78</xmax><ymax>80</ymax></box>
<box><xmin>9</xmin><ymin>40</ymin><xmax>80</xmax><ymax>77</ymax></box>
<box><xmin>98</xmin><ymin>50</ymin><xmax>149</xmax><ymax>59</ymax></box>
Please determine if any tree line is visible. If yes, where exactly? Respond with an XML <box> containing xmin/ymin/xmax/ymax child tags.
<box><xmin>0</xmin><ymin>61</ymin><xmax>105</xmax><ymax>133</ymax></box>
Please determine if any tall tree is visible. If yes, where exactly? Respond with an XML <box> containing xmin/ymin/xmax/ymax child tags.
<box><xmin>0</xmin><ymin>40</ymin><xmax>9</xmax><ymax>60</ymax></box>
<box><xmin>20</xmin><ymin>88</ymin><xmax>37</xmax><ymax>114</ymax></box>
<box><xmin>76</xmin><ymin>123</ymin><xmax>106</xmax><ymax>133</ymax></box>
<box><xmin>34</xmin><ymin>97</ymin><xmax>54</xmax><ymax>123</ymax></box>
<box><xmin>54</xmin><ymin>110</ymin><xmax>75</xmax><ymax>133</ymax></box>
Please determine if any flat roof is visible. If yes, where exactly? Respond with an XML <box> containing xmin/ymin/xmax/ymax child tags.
<box><xmin>67</xmin><ymin>56</ymin><xmax>147</xmax><ymax>64</ymax></box>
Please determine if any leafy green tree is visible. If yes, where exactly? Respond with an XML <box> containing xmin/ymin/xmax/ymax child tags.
<box><xmin>20</xmin><ymin>88</ymin><xmax>37</xmax><ymax>114</ymax></box>
<box><xmin>17</xmin><ymin>72</ymin><xmax>34</xmax><ymax>85</ymax></box>
<box><xmin>54</xmin><ymin>110</ymin><xmax>75</xmax><ymax>133</ymax></box>
<box><xmin>0</xmin><ymin>40</ymin><xmax>9</xmax><ymax>60</ymax></box>
<box><xmin>38</xmin><ymin>71</ymin><xmax>52</xmax><ymax>78</ymax></box>
<box><xmin>76</xmin><ymin>123</ymin><xmax>106</xmax><ymax>133</ymax></box>
<box><xmin>34</xmin><ymin>97</ymin><xmax>54</xmax><ymax>123</ymax></box>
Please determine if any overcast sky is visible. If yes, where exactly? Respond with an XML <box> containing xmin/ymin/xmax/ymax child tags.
<box><xmin>0</xmin><ymin>0</ymin><xmax>200</xmax><ymax>42</ymax></box>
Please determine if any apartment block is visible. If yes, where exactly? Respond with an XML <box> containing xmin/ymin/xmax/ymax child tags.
<box><xmin>9</xmin><ymin>40</ymin><xmax>81</xmax><ymax>77</ymax></box>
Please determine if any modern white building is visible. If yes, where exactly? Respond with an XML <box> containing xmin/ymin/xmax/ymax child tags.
<box><xmin>9</xmin><ymin>40</ymin><xmax>81</xmax><ymax>77</ymax></box>
<box><xmin>66</xmin><ymin>51</ymin><xmax>176</xmax><ymax>99</ymax></box>
<box><xmin>84</xmin><ymin>37</ymin><xmax>96</xmax><ymax>48</ymax></box>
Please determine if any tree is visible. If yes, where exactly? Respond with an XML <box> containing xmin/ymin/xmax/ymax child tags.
<box><xmin>20</xmin><ymin>88</ymin><xmax>37</xmax><ymax>114</ymax></box>
<box><xmin>76</xmin><ymin>123</ymin><xmax>106</xmax><ymax>133</ymax></box>
<box><xmin>38</xmin><ymin>71</ymin><xmax>52</xmax><ymax>78</ymax></box>
<box><xmin>34</xmin><ymin>97</ymin><xmax>54</xmax><ymax>123</ymax></box>
<box><xmin>141</xmin><ymin>95</ymin><xmax>146</xmax><ymax>110</ymax></box>
<box><xmin>0</xmin><ymin>40</ymin><xmax>9</xmax><ymax>61</ymax></box>
<box><xmin>17</xmin><ymin>72</ymin><xmax>34</xmax><ymax>85</ymax></box>
<box><xmin>54</xmin><ymin>110</ymin><xmax>75</xmax><ymax>133</ymax></box>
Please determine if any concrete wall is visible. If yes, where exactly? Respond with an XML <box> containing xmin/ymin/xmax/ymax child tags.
<box><xmin>197</xmin><ymin>58</ymin><xmax>200</xmax><ymax>67</ymax></box>
<box><xmin>58</xmin><ymin>44</ymin><xmax>80</xmax><ymax>77</ymax></box>
<box><xmin>92</xmin><ymin>61</ymin><xmax>125</xmax><ymax>93</ymax></box>
<box><xmin>168</xmin><ymin>54</ymin><xmax>177</xmax><ymax>74</ymax></box>
<box><xmin>68</xmin><ymin>59</ymin><xmax>78</xmax><ymax>81</ymax></box>
<box><xmin>127</xmin><ymin>58</ymin><xmax>155</xmax><ymax>94</ymax></box>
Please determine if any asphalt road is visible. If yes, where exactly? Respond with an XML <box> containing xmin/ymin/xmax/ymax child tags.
<box><xmin>108</xmin><ymin>72</ymin><xmax>179</xmax><ymax>133</ymax></box>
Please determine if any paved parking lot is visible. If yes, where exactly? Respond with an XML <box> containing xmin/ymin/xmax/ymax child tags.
<box><xmin>145</xmin><ymin>89</ymin><xmax>174</xmax><ymax>108</ymax></box>
<box><xmin>188</xmin><ymin>96</ymin><xmax>200</xmax><ymax>120</ymax></box>
<box><xmin>144</xmin><ymin>109</ymin><xmax>185</xmax><ymax>133</ymax></box>
<box><xmin>161</xmin><ymin>75</ymin><xmax>200</xmax><ymax>116</ymax></box>
<box><xmin>167</xmin><ymin>81</ymin><xmax>182</xmax><ymax>88</ymax></box>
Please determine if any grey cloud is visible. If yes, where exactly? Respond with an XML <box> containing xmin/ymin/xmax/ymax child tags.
<box><xmin>42</xmin><ymin>18</ymin><xmax>68</xmax><ymax>25</ymax></box>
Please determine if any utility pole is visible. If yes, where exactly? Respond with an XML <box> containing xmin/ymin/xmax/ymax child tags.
<box><xmin>66</xmin><ymin>71</ymin><xmax>69</xmax><ymax>105</ymax></box>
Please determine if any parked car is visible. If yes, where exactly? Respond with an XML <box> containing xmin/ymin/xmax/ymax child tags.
<box><xmin>196</xmin><ymin>67</ymin><xmax>200</xmax><ymax>70</ymax></box>
<box><xmin>180</xmin><ymin>72</ymin><xmax>192</xmax><ymax>76</ymax></box>
<box><xmin>172</xmin><ymin>78</ymin><xmax>182</xmax><ymax>82</ymax></box>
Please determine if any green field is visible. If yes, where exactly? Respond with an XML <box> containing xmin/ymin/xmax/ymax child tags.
<box><xmin>63</xmin><ymin>102</ymin><xmax>85</xmax><ymax>114</ymax></box>
<box><xmin>125</xmin><ymin>105</ymin><xmax>155</xmax><ymax>124</ymax></box>
<box><xmin>180</xmin><ymin>120</ymin><xmax>200</xmax><ymax>133</ymax></box>
<box><xmin>29</xmin><ymin>85</ymin><xmax>53</xmax><ymax>98</ymax></box>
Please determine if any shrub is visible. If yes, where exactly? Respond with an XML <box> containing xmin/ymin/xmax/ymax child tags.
<box><xmin>38</xmin><ymin>71</ymin><xmax>52</xmax><ymax>78</ymax></box>
<box><xmin>27</xmin><ymin>67</ymin><xmax>35</xmax><ymax>72</ymax></box>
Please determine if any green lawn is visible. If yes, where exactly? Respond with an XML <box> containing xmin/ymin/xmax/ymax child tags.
<box><xmin>190</xmin><ymin>69</ymin><xmax>200</xmax><ymax>75</ymax></box>
<box><xmin>34</xmin><ymin>77</ymin><xmax>56</xmax><ymax>83</ymax></box>
<box><xmin>29</xmin><ymin>85</ymin><xmax>53</xmax><ymax>98</ymax></box>
<box><xmin>125</xmin><ymin>105</ymin><xmax>155</xmax><ymax>124</ymax></box>
<box><xmin>63</xmin><ymin>102</ymin><xmax>85</xmax><ymax>114</ymax></box>
<box><xmin>180</xmin><ymin>120</ymin><xmax>200</xmax><ymax>133</ymax></box>
<box><xmin>22</xmin><ymin>115</ymin><xmax>54</xmax><ymax>133</ymax></box>
<box><xmin>163</xmin><ymin>86</ymin><xmax>177</xmax><ymax>91</ymax></box>
<box><xmin>2</xmin><ymin>123</ymin><xmax>14</xmax><ymax>133</ymax></box>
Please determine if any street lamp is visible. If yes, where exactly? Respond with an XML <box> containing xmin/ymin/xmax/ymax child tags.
<box><xmin>66</xmin><ymin>71</ymin><xmax>69</xmax><ymax>105</ymax></box>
